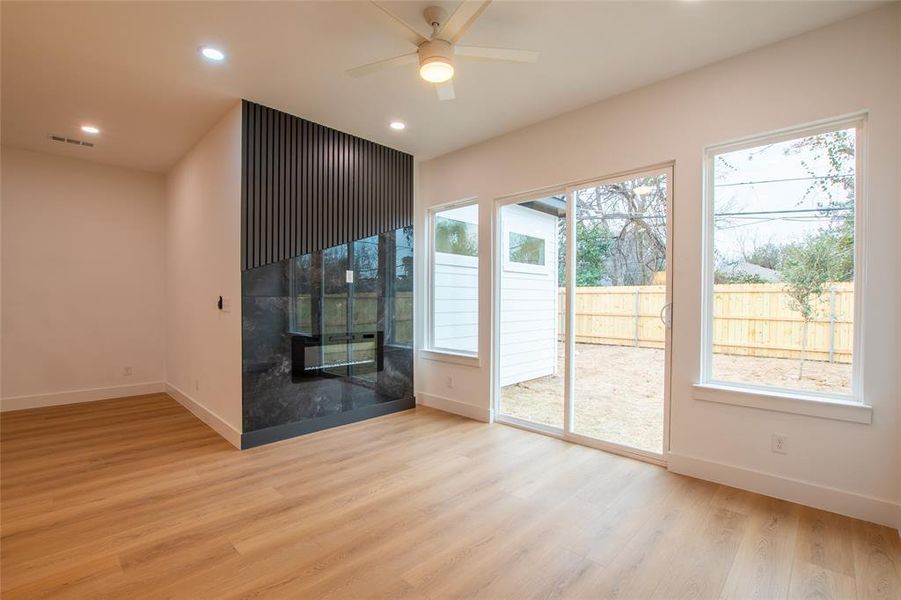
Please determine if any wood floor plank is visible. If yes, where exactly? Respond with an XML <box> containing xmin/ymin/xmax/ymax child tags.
<box><xmin>1</xmin><ymin>395</ymin><xmax>898</xmax><ymax>599</ymax></box>
<box><xmin>851</xmin><ymin>519</ymin><xmax>901</xmax><ymax>600</ymax></box>
<box><xmin>720</xmin><ymin>495</ymin><xmax>802</xmax><ymax>599</ymax></box>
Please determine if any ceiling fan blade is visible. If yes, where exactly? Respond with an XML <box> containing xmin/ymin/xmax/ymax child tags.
<box><xmin>346</xmin><ymin>52</ymin><xmax>418</xmax><ymax>78</ymax></box>
<box><xmin>370</xmin><ymin>1</ymin><xmax>429</xmax><ymax>46</ymax></box>
<box><xmin>436</xmin><ymin>0</ymin><xmax>492</xmax><ymax>44</ymax></box>
<box><xmin>455</xmin><ymin>46</ymin><xmax>539</xmax><ymax>63</ymax></box>
<box><xmin>436</xmin><ymin>80</ymin><xmax>456</xmax><ymax>101</ymax></box>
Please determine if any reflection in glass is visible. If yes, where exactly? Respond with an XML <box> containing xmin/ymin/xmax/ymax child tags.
<box><xmin>242</xmin><ymin>226</ymin><xmax>414</xmax><ymax>433</ymax></box>
<box><xmin>392</xmin><ymin>227</ymin><xmax>414</xmax><ymax>346</ymax></box>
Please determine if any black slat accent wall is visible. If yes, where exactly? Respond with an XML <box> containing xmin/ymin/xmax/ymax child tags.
<box><xmin>241</xmin><ymin>100</ymin><xmax>414</xmax><ymax>270</ymax></box>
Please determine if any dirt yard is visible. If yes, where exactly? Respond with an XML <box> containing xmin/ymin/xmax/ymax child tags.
<box><xmin>500</xmin><ymin>344</ymin><xmax>851</xmax><ymax>454</ymax></box>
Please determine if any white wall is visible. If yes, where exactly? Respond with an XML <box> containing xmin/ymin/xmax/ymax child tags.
<box><xmin>416</xmin><ymin>6</ymin><xmax>900</xmax><ymax>526</ymax></box>
<box><xmin>165</xmin><ymin>103</ymin><xmax>242</xmax><ymax>446</ymax></box>
<box><xmin>1</xmin><ymin>147</ymin><xmax>166</xmax><ymax>409</ymax></box>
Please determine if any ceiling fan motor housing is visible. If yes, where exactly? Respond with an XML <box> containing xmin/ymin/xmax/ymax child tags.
<box><xmin>419</xmin><ymin>39</ymin><xmax>454</xmax><ymax>67</ymax></box>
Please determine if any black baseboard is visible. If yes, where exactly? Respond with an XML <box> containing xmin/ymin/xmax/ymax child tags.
<box><xmin>240</xmin><ymin>396</ymin><xmax>416</xmax><ymax>449</ymax></box>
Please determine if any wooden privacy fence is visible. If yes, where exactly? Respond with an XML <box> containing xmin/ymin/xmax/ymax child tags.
<box><xmin>559</xmin><ymin>282</ymin><xmax>853</xmax><ymax>364</ymax></box>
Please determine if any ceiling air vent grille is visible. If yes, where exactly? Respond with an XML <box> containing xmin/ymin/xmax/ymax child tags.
<box><xmin>49</xmin><ymin>134</ymin><xmax>94</xmax><ymax>148</ymax></box>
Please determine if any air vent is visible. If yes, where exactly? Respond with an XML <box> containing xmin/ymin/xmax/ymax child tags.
<box><xmin>49</xmin><ymin>134</ymin><xmax>94</xmax><ymax>148</ymax></box>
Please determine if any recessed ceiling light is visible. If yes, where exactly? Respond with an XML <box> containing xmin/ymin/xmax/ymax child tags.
<box><xmin>80</xmin><ymin>125</ymin><xmax>100</xmax><ymax>135</ymax></box>
<box><xmin>200</xmin><ymin>46</ymin><xmax>226</xmax><ymax>62</ymax></box>
<box><xmin>389</xmin><ymin>121</ymin><xmax>406</xmax><ymax>131</ymax></box>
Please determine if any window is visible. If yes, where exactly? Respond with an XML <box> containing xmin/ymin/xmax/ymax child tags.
<box><xmin>508</xmin><ymin>232</ymin><xmax>546</xmax><ymax>266</ymax></box>
<box><xmin>435</xmin><ymin>215</ymin><xmax>478</xmax><ymax>256</ymax></box>
<box><xmin>702</xmin><ymin>118</ymin><xmax>862</xmax><ymax>400</ymax></box>
<box><xmin>429</xmin><ymin>202</ymin><xmax>479</xmax><ymax>355</ymax></box>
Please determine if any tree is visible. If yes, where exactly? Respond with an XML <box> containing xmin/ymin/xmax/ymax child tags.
<box><xmin>742</xmin><ymin>241</ymin><xmax>786</xmax><ymax>271</ymax></box>
<box><xmin>566</xmin><ymin>175</ymin><xmax>667</xmax><ymax>286</ymax></box>
<box><xmin>785</xmin><ymin>128</ymin><xmax>856</xmax><ymax>280</ymax></box>
<box><xmin>558</xmin><ymin>221</ymin><xmax>614</xmax><ymax>286</ymax></box>
<box><xmin>781</xmin><ymin>230</ymin><xmax>848</xmax><ymax>379</ymax></box>
<box><xmin>434</xmin><ymin>216</ymin><xmax>477</xmax><ymax>256</ymax></box>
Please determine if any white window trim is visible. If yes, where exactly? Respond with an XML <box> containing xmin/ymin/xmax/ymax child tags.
<box><xmin>424</xmin><ymin>198</ymin><xmax>480</xmax><ymax>361</ymax></box>
<box><xmin>692</xmin><ymin>383</ymin><xmax>871</xmax><ymax>424</ymax></box>
<box><xmin>697</xmin><ymin>113</ymin><xmax>868</xmax><ymax>419</ymax></box>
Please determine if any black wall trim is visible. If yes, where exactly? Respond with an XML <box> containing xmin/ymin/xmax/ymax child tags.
<box><xmin>241</xmin><ymin>100</ymin><xmax>414</xmax><ymax>270</ymax></box>
<box><xmin>240</xmin><ymin>396</ymin><xmax>416</xmax><ymax>449</ymax></box>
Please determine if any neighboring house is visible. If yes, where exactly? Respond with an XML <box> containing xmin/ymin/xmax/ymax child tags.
<box><xmin>498</xmin><ymin>204</ymin><xmax>559</xmax><ymax>387</ymax></box>
<box><xmin>721</xmin><ymin>261</ymin><xmax>780</xmax><ymax>282</ymax></box>
<box><xmin>432</xmin><ymin>203</ymin><xmax>559</xmax><ymax>387</ymax></box>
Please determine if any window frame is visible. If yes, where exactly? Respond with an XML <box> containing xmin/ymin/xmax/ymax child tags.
<box><xmin>425</xmin><ymin>198</ymin><xmax>481</xmax><ymax>361</ymax></box>
<box><xmin>698</xmin><ymin>114</ymin><xmax>868</xmax><ymax>411</ymax></box>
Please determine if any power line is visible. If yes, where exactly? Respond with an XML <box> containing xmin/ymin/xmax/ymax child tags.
<box><xmin>715</xmin><ymin>174</ymin><xmax>854</xmax><ymax>188</ymax></box>
<box><xmin>715</xmin><ymin>207</ymin><xmax>851</xmax><ymax>217</ymax></box>
<box><xmin>577</xmin><ymin>207</ymin><xmax>849</xmax><ymax>222</ymax></box>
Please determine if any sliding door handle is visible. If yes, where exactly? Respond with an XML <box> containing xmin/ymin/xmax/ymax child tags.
<box><xmin>659</xmin><ymin>302</ymin><xmax>673</xmax><ymax>329</ymax></box>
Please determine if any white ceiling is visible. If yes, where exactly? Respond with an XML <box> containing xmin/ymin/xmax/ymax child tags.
<box><xmin>1</xmin><ymin>1</ymin><xmax>883</xmax><ymax>173</ymax></box>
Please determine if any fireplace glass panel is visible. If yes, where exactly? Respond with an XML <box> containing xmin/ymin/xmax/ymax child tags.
<box><xmin>242</xmin><ymin>226</ymin><xmax>414</xmax><ymax>433</ymax></box>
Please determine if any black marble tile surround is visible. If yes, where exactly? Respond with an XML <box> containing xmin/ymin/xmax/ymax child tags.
<box><xmin>241</xmin><ymin>228</ymin><xmax>414</xmax><ymax>447</ymax></box>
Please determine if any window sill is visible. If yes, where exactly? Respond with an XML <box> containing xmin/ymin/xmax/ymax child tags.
<box><xmin>418</xmin><ymin>349</ymin><xmax>481</xmax><ymax>368</ymax></box>
<box><xmin>692</xmin><ymin>383</ymin><xmax>871</xmax><ymax>424</ymax></box>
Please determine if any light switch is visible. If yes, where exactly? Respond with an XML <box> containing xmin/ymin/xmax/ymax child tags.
<box><xmin>346</xmin><ymin>270</ymin><xmax>354</xmax><ymax>284</ymax></box>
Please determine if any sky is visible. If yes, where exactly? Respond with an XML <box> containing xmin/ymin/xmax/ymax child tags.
<box><xmin>713</xmin><ymin>128</ymin><xmax>855</xmax><ymax>264</ymax></box>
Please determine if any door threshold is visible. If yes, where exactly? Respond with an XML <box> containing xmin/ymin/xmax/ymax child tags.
<box><xmin>495</xmin><ymin>414</ymin><xmax>666</xmax><ymax>467</ymax></box>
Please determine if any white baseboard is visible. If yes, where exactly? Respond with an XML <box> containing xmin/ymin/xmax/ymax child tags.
<box><xmin>1</xmin><ymin>382</ymin><xmax>166</xmax><ymax>412</ymax></box>
<box><xmin>416</xmin><ymin>392</ymin><xmax>492</xmax><ymax>423</ymax></box>
<box><xmin>668</xmin><ymin>451</ymin><xmax>900</xmax><ymax>530</ymax></box>
<box><xmin>165</xmin><ymin>383</ymin><xmax>241</xmax><ymax>449</ymax></box>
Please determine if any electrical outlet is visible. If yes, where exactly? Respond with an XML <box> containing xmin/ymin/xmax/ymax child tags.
<box><xmin>446</xmin><ymin>376</ymin><xmax>454</xmax><ymax>389</ymax></box>
<box><xmin>771</xmin><ymin>433</ymin><xmax>788</xmax><ymax>455</ymax></box>
<box><xmin>123</xmin><ymin>366</ymin><xmax>133</xmax><ymax>377</ymax></box>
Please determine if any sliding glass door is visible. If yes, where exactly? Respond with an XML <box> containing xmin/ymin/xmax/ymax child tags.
<box><xmin>496</xmin><ymin>196</ymin><xmax>567</xmax><ymax>431</ymax></box>
<box><xmin>568</xmin><ymin>169</ymin><xmax>670</xmax><ymax>456</ymax></box>
<box><xmin>495</xmin><ymin>167</ymin><xmax>671</xmax><ymax>460</ymax></box>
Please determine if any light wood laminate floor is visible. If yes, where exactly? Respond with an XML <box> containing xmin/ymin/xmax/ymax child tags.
<box><xmin>1</xmin><ymin>394</ymin><xmax>898</xmax><ymax>599</ymax></box>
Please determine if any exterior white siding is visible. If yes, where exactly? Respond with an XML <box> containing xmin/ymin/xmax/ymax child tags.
<box><xmin>432</xmin><ymin>204</ymin><xmax>479</xmax><ymax>353</ymax></box>
<box><xmin>498</xmin><ymin>205</ymin><xmax>559</xmax><ymax>387</ymax></box>
<box><xmin>433</xmin><ymin>252</ymin><xmax>479</xmax><ymax>353</ymax></box>
<box><xmin>432</xmin><ymin>206</ymin><xmax>557</xmax><ymax>386</ymax></box>
<box><xmin>431</xmin><ymin>203</ymin><xmax>559</xmax><ymax>386</ymax></box>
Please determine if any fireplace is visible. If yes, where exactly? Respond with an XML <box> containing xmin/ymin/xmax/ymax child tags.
<box><xmin>292</xmin><ymin>331</ymin><xmax>384</xmax><ymax>381</ymax></box>
<box><xmin>242</xmin><ymin>226</ymin><xmax>414</xmax><ymax>447</ymax></box>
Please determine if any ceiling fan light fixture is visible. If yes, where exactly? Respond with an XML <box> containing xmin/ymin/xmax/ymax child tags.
<box><xmin>418</xmin><ymin>39</ymin><xmax>455</xmax><ymax>83</ymax></box>
<box><xmin>419</xmin><ymin>59</ymin><xmax>454</xmax><ymax>83</ymax></box>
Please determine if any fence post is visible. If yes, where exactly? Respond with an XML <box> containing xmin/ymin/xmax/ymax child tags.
<box><xmin>633</xmin><ymin>289</ymin><xmax>640</xmax><ymax>348</ymax></box>
<box><xmin>828</xmin><ymin>287</ymin><xmax>836</xmax><ymax>364</ymax></box>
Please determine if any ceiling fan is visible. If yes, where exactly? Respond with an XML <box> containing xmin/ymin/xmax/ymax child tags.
<box><xmin>346</xmin><ymin>0</ymin><xmax>539</xmax><ymax>100</ymax></box>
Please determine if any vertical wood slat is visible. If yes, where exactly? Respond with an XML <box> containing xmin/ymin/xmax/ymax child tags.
<box><xmin>241</xmin><ymin>100</ymin><xmax>413</xmax><ymax>270</ymax></box>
